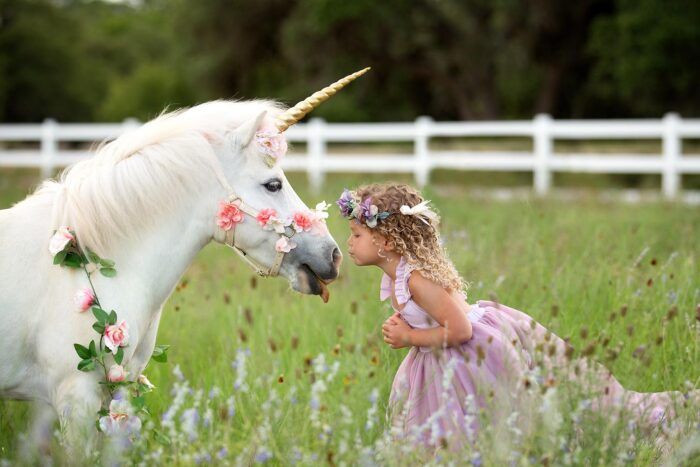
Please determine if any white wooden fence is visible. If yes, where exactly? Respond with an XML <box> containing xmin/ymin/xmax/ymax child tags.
<box><xmin>1</xmin><ymin>114</ymin><xmax>699</xmax><ymax>198</ymax></box>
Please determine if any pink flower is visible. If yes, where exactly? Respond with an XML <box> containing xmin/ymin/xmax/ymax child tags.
<box><xmin>217</xmin><ymin>202</ymin><xmax>245</xmax><ymax>231</ymax></box>
<box><xmin>107</xmin><ymin>364</ymin><xmax>126</xmax><ymax>382</ymax></box>
<box><xmin>275</xmin><ymin>237</ymin><xmax>297</xmax><ymax>253</ymax></box>
<box><xmin>292</xmin><ymin>211</ymin><xmax>313</xmax><ymax>232</ymax></box>
<box><xmin>255</xmin><ymin>131</ymin><xmax>288</xmax><ymax>162</ymax></box>
<box><xmin>104</xmin><ymin>320</ymin><xmax>129</xmax><ymax>353</ymax></box>
<box><xmin>73</xmin><ymin>287</ymin><xmax>95</xmax><ymax>312</ymax></box>
<box><xmin>256</xmin><ymin>208</ymin><xmax>278</xmax><ymax>227</ymax></box>
<box><xmin>48</xmin><ymin>226</ymin><xmax>74</xmax><ymax>255</ymax></box>
<box><xmin>99</xmin><ymin>399</ymin><xmax>141</xmax><ymax>435</ymax></box>
<box><xmin>309</xmin><ymin>218</ymin><xmax>329</xmax><ymax>236</ymax></box>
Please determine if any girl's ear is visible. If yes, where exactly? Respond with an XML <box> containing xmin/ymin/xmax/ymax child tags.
<box><xmin>375</xmin><ymin>233</ymin><xmax>394</xmax><ymax>251</ymax></box>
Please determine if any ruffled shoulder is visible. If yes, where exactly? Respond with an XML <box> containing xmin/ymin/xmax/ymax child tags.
<box><xmin>394</xmin><ymin>256</ymin><xmax>413</xmax><ymax>305</ymax></box>
<box><xmin>380</xmin><ymin>273</ymin><xmax>392</xmax><ymax>301</ymax></box>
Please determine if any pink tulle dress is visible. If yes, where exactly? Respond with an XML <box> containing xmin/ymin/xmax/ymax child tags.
<box><xmin>382</xmin><ymin>256</ymin><xmax>693</xmax><ymax>447</ymax></box>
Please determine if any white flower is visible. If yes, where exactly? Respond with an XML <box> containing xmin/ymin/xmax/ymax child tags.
<box><xmin>48</xmin><ymin>226</ymin><xmax>74</xmax><ymax>255</ymax></box>
<box><xmin>137</xmin><ymin>374</ymin><xmax>156</xmax><ymax>390</ymax></box>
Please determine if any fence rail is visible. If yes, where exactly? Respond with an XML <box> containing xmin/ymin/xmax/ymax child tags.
<box><xmin>1</xmin><ymin>114</ymin><xmax>699</xmax><ymax>198</ymax></box>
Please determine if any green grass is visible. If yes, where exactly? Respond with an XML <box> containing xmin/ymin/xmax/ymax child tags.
<box><xmin>1</xmin><ymin>169</ymin><xmax>699</xmax><ymax>465</ymax></box>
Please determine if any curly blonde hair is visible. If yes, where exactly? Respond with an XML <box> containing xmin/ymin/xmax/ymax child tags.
<box><xmin>354</xmin><ymin>183</ymin><xmax>468</xmax><ymax>294</ymax></box>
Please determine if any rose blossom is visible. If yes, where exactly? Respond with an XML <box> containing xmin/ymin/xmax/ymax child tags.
<box><xmin>73</xmin><ymin>287</ymin><xmax>95</xmax><ymax>312</ymax></box>
<box><xmin>99</xmin><ymin>399</ymin><xmax>142</xmax><ymax>435</ymax></box>
<box><xmin>108</xmin><ymin>364</ymin><xmax>126</xmax><ymax>382</ymax></box>
<box><xmin>256</xmin><ymin>208</ymin><xmax>278</xmax><ymax>227</ymax></box>
<box><xmin>104</xmin><ymin>320</ymin><xmax>129</xmax><ymax>353</ymax></box>
<box><xmin>275</xmin><ymin>237</ymin><xmax>297</xmax><ymax>253</ymax></box>
<box><xmin>217</xmin><ymin>202</ymin><xmax>245</xmax><ymax>231</ymax></box>
<box><xmin>48</xmin><ymin>226</ymin><xmax>74</xmax><ymax>255</ymax></box>
<box><xmin>255</xmin><ymin>131</ymin><xmax>288</xmax><ymax>161</ymax></box>
<box><xmin>292</xmin><ymin>211</ymin><xmax>313</xmax><ymax>232</ymax></box>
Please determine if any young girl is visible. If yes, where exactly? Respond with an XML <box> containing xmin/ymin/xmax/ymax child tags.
<box><xmin>336</xmin><ymin>183</ymin><xmax>694</xmax><ymax>450</ymax></box>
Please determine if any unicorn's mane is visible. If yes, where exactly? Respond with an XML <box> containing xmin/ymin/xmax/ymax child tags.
<box><xmin>27</xmin><ymin>100</ymin><xmax>285</xmax><ymax>254</ymax></box>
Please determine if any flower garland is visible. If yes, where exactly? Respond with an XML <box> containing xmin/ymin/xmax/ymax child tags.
<box><xmin>216</xmin><ymin>200</ymin><xmax>331</xmax><ymax>253</ymax></box>
<box><xmin>49</xmin><ymin>228</ymin><xmax>169</xmax><ymax>440</ymax></box>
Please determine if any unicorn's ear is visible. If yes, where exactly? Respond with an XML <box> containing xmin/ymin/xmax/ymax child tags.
<box><xmin>229</xmin><ymin>110</ymin><xmax>267</xmax><ymax>149</ymax></box>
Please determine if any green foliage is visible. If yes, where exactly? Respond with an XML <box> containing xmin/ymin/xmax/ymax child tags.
<box><xmin>586</xmin><ymin>0</ymin><xmax>700</xmax><ymax>117</ymax></box>
<box><xmin>2</xmin><ymin>0</ymin><xmax>699</xmax><ymax>122</ymax></box>
<box><xmin>2</xmin><ymin>175</ymin><xmax>700</xmax><ymax>463</ymax></box>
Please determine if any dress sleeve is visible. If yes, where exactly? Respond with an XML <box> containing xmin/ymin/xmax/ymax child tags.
<box><xmin>379</xmin><ymin>274</ymin><xmax>392</xmax><ymax>301</ymax></box>
<box><xmin>394</xmin><ymin>258</ymin><xmax>412</xmax><ymax>305</ymax></box>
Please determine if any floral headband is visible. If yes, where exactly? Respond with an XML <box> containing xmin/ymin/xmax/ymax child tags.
<box><xmin>335</xmin><ymin>189</ymin><xmax>437</xmax><ymax>228</ymax></box>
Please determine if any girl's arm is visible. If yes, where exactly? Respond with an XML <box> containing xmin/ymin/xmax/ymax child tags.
<box><xmin>382</xmin><ymin>272</ymin><xmax>472</xmax><ymax>348</ymax></box>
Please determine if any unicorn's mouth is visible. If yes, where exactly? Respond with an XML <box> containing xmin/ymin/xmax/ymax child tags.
<box><xmin>298</xmin><ymin>264</ymin><xmax>331</xmax><ymax>303</ymax></box>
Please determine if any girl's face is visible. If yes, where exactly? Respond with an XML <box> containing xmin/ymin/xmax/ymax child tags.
<box><xmin>346</xmin><ymin>220</ymin><xmax>384</xmax><ymax>266</ymax></box>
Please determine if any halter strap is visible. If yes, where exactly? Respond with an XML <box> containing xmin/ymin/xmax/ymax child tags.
<box><xmin>217</xmin><ymin>194</ymin><xmax>290</xmax><ymax>277</ymax></box>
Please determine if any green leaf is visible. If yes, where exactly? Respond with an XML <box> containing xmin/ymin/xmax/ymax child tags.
<box><xmin>74</xmin><ymin>343</ymin><xmax>91</xmax><ymax>360</ymax></box>
<box><xmin>108</xmin><ymin>310</ymin><xmax>117</xmax><ymax>325</ymax></box>
<box><xmin>92</xmin><ymin>322</ymin><xmax>105</xmax><ymax>334</ymax></box>
<box><xmin>100</xmin><ymin>267</ymin><xmax>117</xmax><ymax>278</ymax></box>
<box><xmin>86</xmin><ymin>249</ymin><xmax>101</xmax><ymax>264</ymax></box>
<box><xmin>151</xmin><ymin>344</ymin><xmax>170</xmax><ymax>363</ymax></box>
<box><xmin>53</xmin><ymin>250</ymin><xmax>67</xmax><ymax>265</ymax></box>
<box><xmin>63</xmin><ymin>252</ymin><xmax>85</xmax><ymax>269</ymax></box>
<box><xmin>89</xmin><ymin>340</ymin><xmax>97</xmax><ymax>357</ymax></box>
<box><xmin>77</xmin><ymin>358</ymin><xmax>96</xmax><ymax>372</ymax></box>
<box><xmin>97</xmin><ymin>408</ymin><xmax>109</xmax><ymax>417</ymax></box>
<box><xmin>99</xmin><ymin>258</ymin><xmax>115</xmax><ymax>268</ymax></box>
<box><xmin>153</xmin><ymin>429</ymin><xmax>171</xmax><ymax>446</ymax></box>
<box><xmin>91</xmin><ymin>306</ymin><xmax>109</xmax><ymax>324</ymax></box>
<box><xmin>114</xmin><ymin>347</ymin><xmax>124</xmax><ymax>365</ymax></box>
<box><xmin>131</xmin><ymin>396</ymin><xmax>145</xmax><ymax>411</ymax></box>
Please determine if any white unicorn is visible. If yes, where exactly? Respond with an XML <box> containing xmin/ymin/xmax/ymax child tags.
<box><xmin>0</xmin><ymin>68</ymin><xmax>369</xmax><ymax>449</ymax></box>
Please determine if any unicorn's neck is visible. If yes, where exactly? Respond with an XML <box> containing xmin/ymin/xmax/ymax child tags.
<box><xmin>104</xmin><ymin>189</ymin><xmax>219</xmax><ymax>313</ymax></box>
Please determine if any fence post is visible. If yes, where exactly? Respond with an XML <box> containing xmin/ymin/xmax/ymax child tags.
<box><xmin>307</xmin><ymin>118</ymin><xmax>326</xmax><ymax>193</ymax></box>
<box><xmin>662</xmin><ymin>112</ymin><xmax>681</xmax><ymax>199</ymax></box>
<box><xmin>40</xmin><ymin>118</ymin><xmax>57</xmax><ymax>179</ymax></box>
<box><xmin>414</xmin><ymin>116</ymin><xmax>432</xmax><ymax>187</ymax></box>
<box><xmin>533</xmin><ymin>114</ymin><xmax>552</xmax><ymax>196</ymax></box>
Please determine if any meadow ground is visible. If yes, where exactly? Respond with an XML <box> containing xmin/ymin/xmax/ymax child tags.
<box><xmin>0</xmin><ymin>169</ymin><xmax>698</xmax><ymax>465</ymax></box>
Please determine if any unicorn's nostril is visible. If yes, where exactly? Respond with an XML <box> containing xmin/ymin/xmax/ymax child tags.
<box><xmin>332</xmin><ymin>247</ymin><xmax>343</xmax><ymax>267</ymax></box>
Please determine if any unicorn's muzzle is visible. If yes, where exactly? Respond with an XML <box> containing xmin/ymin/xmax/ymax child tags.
<box><xmin>294</xmin><ymin>246</ymin><xmax>342</xmax><ymax>303</ymax></box>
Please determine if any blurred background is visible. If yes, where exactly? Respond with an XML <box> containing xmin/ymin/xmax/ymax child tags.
<box><xmin>1</xmin><ymin>0</ymin><xmax>699</xmax><ymax>123</ymax></box>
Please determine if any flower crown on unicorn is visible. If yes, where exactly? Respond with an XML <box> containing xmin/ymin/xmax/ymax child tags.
<box><xmin>335</xmin><ymin>189</ymin><xmax>438</xmax><ymax>228</ymax></box>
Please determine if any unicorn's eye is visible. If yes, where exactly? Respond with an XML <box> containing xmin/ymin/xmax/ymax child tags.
<box><xmin>263</xmin><ymin>178</ymin><xmax>283</xmax><ymax>193</ymax></box>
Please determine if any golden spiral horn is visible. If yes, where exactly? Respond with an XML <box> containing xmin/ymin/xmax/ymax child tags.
<box><xmin>275</xmin><ymin>67</ymin><xmax>371</xmax><ymax>132</ymax></box>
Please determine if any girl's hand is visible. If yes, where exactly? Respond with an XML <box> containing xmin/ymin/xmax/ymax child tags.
<box><xmin>382</xmin><ymin>312</ymin><xmax>412</xmax><ymax>349</ymax></box>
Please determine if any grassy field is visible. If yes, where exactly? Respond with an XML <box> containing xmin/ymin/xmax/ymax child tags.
<box><xmin>0</xmin><ymin>169</ymin><xmax>699</xmax><ymax>465</ymax></box>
